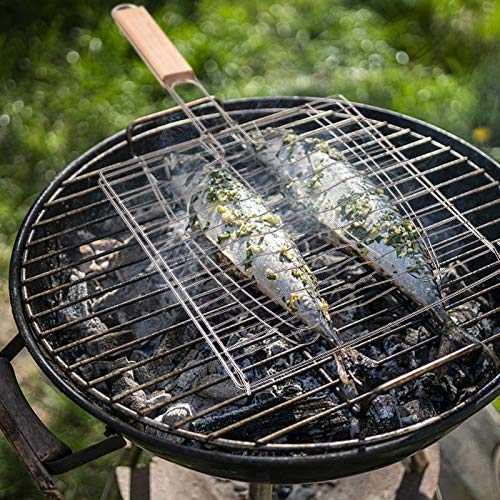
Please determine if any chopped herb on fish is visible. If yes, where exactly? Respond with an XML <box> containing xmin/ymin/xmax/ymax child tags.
<box><xmin>169</xmin><ymin>155</ymin><xmax>372</xmax><ymax>386</ymax></box>
<box><xmin>254</xmin><ymin>128</ymin><xmax>483</xmax><ymax>359</ymax></box>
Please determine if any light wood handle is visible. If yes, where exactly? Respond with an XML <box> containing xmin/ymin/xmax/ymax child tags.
<box><xmin>112</xmin><ymin>4</ymin><xmax>193</xmax><ymax>87</ymax></box>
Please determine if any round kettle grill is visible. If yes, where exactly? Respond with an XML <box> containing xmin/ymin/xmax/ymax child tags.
<box><xmin>0</xmin><ymin>4</ymin><xmax>498</xmax><ymax>499</ymax></box>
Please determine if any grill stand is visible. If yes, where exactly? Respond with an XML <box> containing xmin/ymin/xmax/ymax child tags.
<box><xmin>0</xmin><ymin>339</ymin><xmax>126</xmax><ymax>498</ymax></box>
<box><xmin>105</xmin><ymin>446</ymin><xmax>440</xmax><ymax>499</ymax></box>
<box><xmin>249</xmin><ymin>483</ymin><xmax>273</xmax><ymax>500</ymax></box>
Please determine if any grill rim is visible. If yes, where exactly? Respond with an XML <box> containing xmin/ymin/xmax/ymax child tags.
<box><xmin>9</xmin><ymin>96</ymin><xmax>500</xmax><ymax>483</ymax></box>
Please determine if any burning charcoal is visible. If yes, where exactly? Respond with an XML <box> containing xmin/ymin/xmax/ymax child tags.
<box><xmin>371</xmin><ymin>394</ymin><xmax>397</xmax><ymax>421</ymax></box>
<box><xmin>149</xmin><ymin>402</ymin><xmax>194</xmax><ymax>444</ymax></box>
<box><xmin>111</xmin><ymin>369</ymin><xmax>148</xmax><ymax>412</ymax></box>
<box><xmin>278</xmin><ymin>381</ymin><xmax>303</xmax><ymax>399</ymax></box>
<box><xmin>252</xmin><ymin>388</ymin><xmax>276</xmax><ymax>405</ymax></box>
<box><xmin>363</xmin><ymin>393</ymin><xmax>400</xmax><ymax>435</ymax></box>
<box><xmin>75</xmin><ymin>357</ymin><xmax>97</xmax><ymax>382</ymax></box>
<box><xmin>147</xmin><ymin>390</ymin><xmax>171</xmax><ymax>408</ymax></box>
<box><xmin>349</xmin><ymin>417</ymin><xmax>360</xmax><ymax>439</ymax></box>
<box><xmin>130</xmin><ymin>349</ymin><xmax>150</xmax><ymax>362</ymax></box>
<box><xmin>418</xmin><ymin>372</ymin><xmax>459</xmax><ymax>409</ymax></box>
<box><xmin>157</xmin><ymin>402</ymin><xmax>193</xmax><ymax>426</ymax></box>
<box><xmin>57</xmin><ymin>271</ymin><xmax>119</xmax><ymax>366</ymax></box>
<box><xmin>289</xmin><ymin>397</ymin><xmax>350</xmax><ymax>440</ymax></box>
<box><xmin>404</xmin><ymin>328</ymin><xmax>420</xmax><ymax>346</ymax></box>
<box><xmin>57</xmin><ymin>205</ymin><xmax>497</xmax><ymax>448</ymax></box>
<box><xmin>383</xmin><ymin>335</ymin><xmax>402</xmax><ymax>356</ymax></box>
<box><xmin>191</xmin><ymin>400</ymin><xmax>281</xmax><ymax>439</ymax></box>
<box><xmin>78</xmin><ymin>238</ymin><xmax>121</xmax><ymax>275</ymax></box>
<box><xmin>199</xmin><ymin>374</ymin><xmax>245</xmax><ymax>402</ymax></box>
<box><xmin>174</xmin><ymin>360</ymin><xmax>210</xmax><ymax>393</ymax></box>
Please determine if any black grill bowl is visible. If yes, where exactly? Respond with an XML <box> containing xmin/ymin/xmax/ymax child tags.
<box><xmin>9</xmin><ymin>97</ymin><xmax>500</xmax><ymax>483</ymax></box>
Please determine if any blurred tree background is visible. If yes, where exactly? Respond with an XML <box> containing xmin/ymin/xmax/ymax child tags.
<box><xmin>0</xmin><ymin>0</ymin><xmax>499</xmax><ymax>497</ymax></box>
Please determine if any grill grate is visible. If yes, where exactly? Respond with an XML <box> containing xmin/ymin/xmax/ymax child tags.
<box><xmin>98</xmin><ymin>96</ymin><xmax>499</xmax><ymax>394</ymax></box>
<box><xmin>19</xmin><ymin>97</ymin><xmax>499</xmax><ymax>451</ymax></box>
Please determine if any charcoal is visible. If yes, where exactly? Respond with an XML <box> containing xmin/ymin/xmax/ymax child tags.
<box><xmin>252</xmin><ymin>388</ymin><xmax>277</xmax><ymax>405</ymax></box>
<box><xmin>111</xmin><ymin>369</ymin><xmax>148</xmax><ymax>412</ymax></box>
<box><xmin>147</xmin><ymin>390</ymin><xmax>171</xmax><ymax>407</ymax></box>
<box><xmin>383</xmin><ymin>335</ymin><xmax>402</xmax><ymax>356</ymax></box>
<box><xmin>191</xmin><ymin>394</ymin><xmax>351</xmax><ymax>442</ymax></box>
<box><xmin>404</xmin><ymin>328</ymin><xmax>420</xmax><ymax>346</ymax></box>
<box><xmin>397</xmin><ymin>399</ymin><xmax>436</xmax><ymax>427</ymax></box>
<box><xmin>157</xmin><ymin>402</ymin><xmax>193</xmax><ymax>425</ymax></box>
<box><xmin>198</xmin><ymin>374</ymin><xmax>245</xmax><ymax>402</ymax></box>
<box><xmin>53</xmin><ymin>221</ymin><xmax>496</xmax><ymax>449</ymax></box>
<box><xmin>349</xmin><ymin>417</ymin><xmax>360</xmax><ymax>439</ymax></box>
<box><xmin>371</xmin><ymin>394</ymin><xmax>397</xmax><ymax>421</ymax></box>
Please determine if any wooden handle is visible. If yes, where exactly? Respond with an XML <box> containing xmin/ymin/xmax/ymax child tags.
<box><xmin>112</xmin><ymin>4</ymin><xmax>193</xmax><ymax>87</ymax></box>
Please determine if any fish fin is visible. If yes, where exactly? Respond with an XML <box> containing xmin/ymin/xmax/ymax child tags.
<box><xmin>334</xmin><ymin>347</ymin><xmax>378</xmax><ymax>387</ymax></box>
<box><xmin>334</xmin><ymin>352</ymin><xmax>357</xmax><ymax>387</ymax></box>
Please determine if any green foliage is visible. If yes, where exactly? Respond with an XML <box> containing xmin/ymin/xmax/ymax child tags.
<box><xmin>0</xmin><ymin>0</ymin><xmax>500</xmax><ymax>278</ymax></box>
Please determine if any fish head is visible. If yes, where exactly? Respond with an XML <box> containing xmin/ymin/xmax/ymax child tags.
<box><xmin>163</xmin><ymin>152</ymin><xmax>213</xmax><ymax>207</ymax></box>
<box><xmin>251</xmin><ymin>127</ymin><xmax>287</xmax><ymax>166</ymax></box>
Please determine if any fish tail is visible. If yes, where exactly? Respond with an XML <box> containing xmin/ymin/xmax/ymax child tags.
<box><xmin>436</xmin><ymin>323</ymin><xmax>499</xmax><ymax>380</ymax></box>
<box><xmin>447</xmin><ymin>323</ymin><xmax>499</xmax><ymax>367</ymax></box>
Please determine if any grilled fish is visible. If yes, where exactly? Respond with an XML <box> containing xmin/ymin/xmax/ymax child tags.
<box><xmin>169</xmin><ymin>156</ymin><xmax>373</xmax><ymax>385</ymax></box>
<box><xmin>254</xmin><ymin>129</ymin><xmax>497</xmax><ymax>363</ymax></box>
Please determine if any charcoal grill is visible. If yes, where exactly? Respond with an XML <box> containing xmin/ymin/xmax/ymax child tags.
<box><xmin>1</xmin><ymin>96</ymin><xmax>499</xmax><ymax>497</ymax></box>
<box><xmin>1</xmin><ymin>7</ymin><xmax>499</xmax><ymax>500</ymax></box>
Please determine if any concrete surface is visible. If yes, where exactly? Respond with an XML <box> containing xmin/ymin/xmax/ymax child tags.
<box><xmin>439</xmin><ymin>405</ymin><xmax>500</xmax><ymax>500</ymax></box>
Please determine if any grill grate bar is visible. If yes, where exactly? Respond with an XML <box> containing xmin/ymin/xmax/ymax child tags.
<box><xmin>25</xmin><ymin>176</ymin><xmax>497</xmax><ymax>324</ymax></box>
<box><xmin>22</xmin><ymin>110</ymin><xmax>464</xmax><ymax>254</ymax></box>
<box><xmin>19</xmin><ymin>97</ymin><xmax>499</xmax><ymax>448</ymax></box>
<box><xmin>108</xmin><ymin>306</ymin><xmax>498</xmax><ymax>427</ymax></box>
<box><xmin>254</xmin><ymin>329</ymin><xmax>500</xmax><ymax>445</ymax></box>
<box><xmin>20</xmin><ymin>145</ymin><xmax>482</xmax><ymax>292</ymax></box>
<box><xmin>36</xmin><ymin>229</ymin><xmax>494</xmax><ymax>342</ymax></box>
<box><xmin>35</xmin><ymin>203</ymin><xmax>496</xmax><ymax>340</ymax></box>
<box><xmin>22</xmin><ymin>160</ymin><xmax>490</xmax><ymax>296</ymax></box>
<box><xmin>85</xmin><ymin>288</ymin><xmax>416</xmax><ymax>386</ymax></box>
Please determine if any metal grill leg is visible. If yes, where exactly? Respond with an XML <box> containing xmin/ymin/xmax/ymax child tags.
<box><xmin>100</xmin><ymin>444</ymin><xmax>143</xmax><ymax>500</ymax></box>
<box><xmin>249</xmin><ymin>483</ymin><xmax>273</xmax><ymax>500</ymax></box>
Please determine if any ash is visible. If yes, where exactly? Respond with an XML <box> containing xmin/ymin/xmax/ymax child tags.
<box><xmin>53</xmin><ymin>198</ymin><xmax>498</xmax><ymax>452</ymax></box>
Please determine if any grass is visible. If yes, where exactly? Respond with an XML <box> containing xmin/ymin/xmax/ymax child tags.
<box><xmin>0</xmin><ymin>0</ymin><xmax>499</xmax><ymax>496</ymax></box>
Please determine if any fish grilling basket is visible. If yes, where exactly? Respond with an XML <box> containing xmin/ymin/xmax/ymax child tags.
<box><xmin>1</xmin><ymin>3</ymin><xmax>499</xmax><ymax>496</ymax></box>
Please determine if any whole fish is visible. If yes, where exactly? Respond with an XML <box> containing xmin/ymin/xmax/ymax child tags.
<box><xmin>254</xmin><ymin>129</ymin><xmax>495</xmax><ymax>362</ymax></box>
<box><xmin>169</xmin><ymin>156</ymin><xmax>374</xmax><ymax>385</ymax></box>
